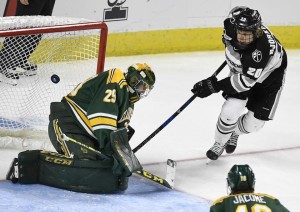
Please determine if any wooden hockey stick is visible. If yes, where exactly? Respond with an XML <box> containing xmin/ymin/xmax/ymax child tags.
<box><xmin>61</xmin><ymin>134</ymin><xmax>176</xmax><ymax>189</ymax></box>
<box><xmin>133</xmin><ymin>61</ymin><xmax>227</xmax><ymax>153</ymax></box>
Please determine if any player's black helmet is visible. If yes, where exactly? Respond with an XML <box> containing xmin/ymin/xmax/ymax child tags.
<box><xmin>233</xmin><ymin>8</ymin><xmax>262</xmax><ymax>50</ymax></box>
<box><xmin>125</xmin><ymin>63</ymin><xmax>155</xmax><ymax>103</ymax></box>
<box><xmin>228</xmin><ymin>6</ymin><xmax>249</xmax><ymax>18</ymax></box>
<box><xmin>227</xmin><ymin>164</ymin><xmax>255</xmax><ymax>194</ymax></box>
<box><xmin>235</xmin><ymin>8</ymin><xmax>262</xmax><ymax>32</ymax></box>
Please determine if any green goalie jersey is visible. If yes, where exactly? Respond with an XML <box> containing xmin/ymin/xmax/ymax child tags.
<box><xmin>210</xmin><ymin>192</ymin><xmax>290</xmax><ymax>212</ymax></box>
<box><xmin>61</xmin><ymin>68</ymin><xmax>134</xmax><ymax>152</ymax></box>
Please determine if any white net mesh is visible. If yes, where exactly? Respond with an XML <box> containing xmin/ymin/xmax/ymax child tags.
<box><xmin>0</xmin><ymin>16</ymin><xmax>92</xmax><ymax>30</ymax></box>
<box><xmin>0</xmin><ymin>16</ymin><xmax>107</xmax><ymax>148</ymax></box>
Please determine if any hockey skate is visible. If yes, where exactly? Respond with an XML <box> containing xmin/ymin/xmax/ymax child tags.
<box><xmin>206</xmin><ymin>142</ymin><xmax>225</xmax><ymax>160</ymax></box>
<box><xmin>18</xmin><ymin>61</ymin><xmax>37</xmax><ymax>76</ymax></box>
<box><xmin>225</xmin><ymin>132</ymin><xmax>239</xmax><ymax>154</ymax></box>
<box><xmin>0</xmin><ymin>70</ymin><xmax>19</xmax><ymax>85</ymax></box>
<box><xmin>6</xmin><ymin>158</ymin><xmax>19</xmax><ymax>183</ymax></box>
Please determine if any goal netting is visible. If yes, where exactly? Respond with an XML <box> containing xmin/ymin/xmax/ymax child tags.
<box><xmin>0</xmin><ymin>16</ymin><xmax>108</xmax><ymax>150</ymax></box>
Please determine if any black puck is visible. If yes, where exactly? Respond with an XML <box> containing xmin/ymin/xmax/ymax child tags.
<box><xmin>51</xmin><ymin>74</ymin><xmax>60</xmax><ymax>84</ymax></box>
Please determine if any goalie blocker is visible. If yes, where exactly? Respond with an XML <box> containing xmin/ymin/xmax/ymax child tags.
<box><xmin>6</xmin><ymin>128</ymin><xmax>142</xmax><ymax>194</ymax></box>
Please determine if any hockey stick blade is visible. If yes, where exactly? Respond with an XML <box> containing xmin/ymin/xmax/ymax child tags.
<box><xmin>135</xmin><ymin>159</ymin><xmax>177</xmax><ymax>189</ymax></box>
<box><xmin>165</xmin><ymin>159</ymin><xmax>177</xmax><ymax>188</ymax></box>
<box><xmin>135</xmin><ymin>169</ymin><xmax>173</xmax><ymax>189</ymax></box>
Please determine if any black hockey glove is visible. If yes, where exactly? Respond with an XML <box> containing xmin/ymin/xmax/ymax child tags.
<box><xmin>191</xmin><ymin>75</ymin><xmax>220</xmax><ymax>98</ymax></box>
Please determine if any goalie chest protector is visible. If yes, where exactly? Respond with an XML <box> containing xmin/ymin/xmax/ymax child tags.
<box><xmin>17</xmin><ymin>150</ymin><xmax>128</xmax><ymax>193</ymax></box>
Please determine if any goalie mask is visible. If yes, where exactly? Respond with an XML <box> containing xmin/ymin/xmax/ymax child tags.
<box><xmin>233</xmin><ymin>8</ymin><xmax>262</xmax><ymax>50</ymax></box>
<box><xmin>227</xmin><ymin>164</ymin><xmax>256</xmax><ymax>195</ymax></box>
<box><xmin>125</xmin><ymin>63</ymin><xmax>155</xmax><ymax>103</ymax></box>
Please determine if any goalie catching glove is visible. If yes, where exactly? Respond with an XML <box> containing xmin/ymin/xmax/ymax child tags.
<box><xmin>191</xmin><ymin>75</ymin><xmax>220</xmax><ymax>98</ymax></box>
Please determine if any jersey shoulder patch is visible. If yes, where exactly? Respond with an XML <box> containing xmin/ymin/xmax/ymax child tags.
<box><xmin>107</xmin><ymin>68</ymin><xmax>127</xmax><ymax>88</ymax></box>
<box><xmin>241</xmin><ymin>37</ymin><xmax>270</xmax><ymax>70</ymax></box>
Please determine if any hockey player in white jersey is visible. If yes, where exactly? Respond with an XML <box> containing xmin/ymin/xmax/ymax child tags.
<box><xmin>191</xmin><ymin>7</ymin><xmax>288</xmax><ymax>160</ymax></box>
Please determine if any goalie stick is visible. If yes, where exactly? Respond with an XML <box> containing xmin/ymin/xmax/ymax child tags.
<box><xmin>135</xmin><ymin>159</ymin><xmax>176</xmax><ymax>189</ymax></box>
<box><xmin>133</xmin><ymin>61</ymin><xmax>227</xmax><ymax>153</ymax></box>
<box><xmin>61</xmin><ymin>134</ymin><xmax>176</xmax><ymax>189</ymax></box>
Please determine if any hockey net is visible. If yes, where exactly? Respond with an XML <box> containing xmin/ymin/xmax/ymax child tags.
<box><xmin>0</xmin><ymin>16</ymin><xmax>108</xmax><ymax>150</ymax></box>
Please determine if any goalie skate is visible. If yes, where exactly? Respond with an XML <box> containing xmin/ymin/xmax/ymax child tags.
<box><xmin>0</xmin><ymin>70</ymin><xmax>19</xmax><ymax>85</ymax></box>
<box><xmin>11</xmin><ymin>62</ymin><xmax>38</xmax><ymax>76</ymax></box>
<box><xmin>6</xmin><ymin>158</ymin><xmax>19</xmax><ymax>183</ymax></box>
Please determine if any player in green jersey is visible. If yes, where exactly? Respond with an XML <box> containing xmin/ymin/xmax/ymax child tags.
<box><xmin>48</xmin><ymin>63</ymin><xmax>155</xmax><ymax>159</ymax></box>
<box><xmin>6</xmin><ymin>63</ymin><xmax>156</xmax><ymax>193</ymax></box>
<box><xmin>210</xmin><ymin>164</ymin><xmax>289</xmax><ymax>212</ymax></box>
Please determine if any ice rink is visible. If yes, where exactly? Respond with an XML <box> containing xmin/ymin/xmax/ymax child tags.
<box><xmin>0</xmin><ymin>50</ymin><xmax>299</xmax><ymax>211</ymax></box>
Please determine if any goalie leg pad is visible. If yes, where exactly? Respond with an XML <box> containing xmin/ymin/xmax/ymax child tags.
<box><xmin>110</xmin><ymin>128</ymin><xmax>142</xmax><ymax>177</ymax></box>
<box><xmin>18</xmin><ymin>150</ymin><xmax>40</xmax><ymax>184</ymax></box>
<box><xmin>15</xmin><ymin>150</ymin><xmax>128</xmax><ymax>193</ymax></box>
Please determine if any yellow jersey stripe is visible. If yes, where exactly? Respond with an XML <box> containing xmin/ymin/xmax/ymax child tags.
<box><xmin>106</xmin><ymin>68</ymin><xmax>127</xmax><ymax>87</ymax></box>
<box><xmin>90</xmin><ymin>116</ymin><xmax>117</xmax><ymax>128</ymax></box>
<box><xmin>88</xmin><ymin>112</ymin><xmax>117</xmax><ymax>120</ymax></box>
<box><xmin>119</xmin><ymin>79</ymin><xmax>127</xmax><ymax>89</ymax></box>
<box><xmin>107</xmin><ymin>68</ymin><xmax>115</xmax><ymax>84</ymax></box>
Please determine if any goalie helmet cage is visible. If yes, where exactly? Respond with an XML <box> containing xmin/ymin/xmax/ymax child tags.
<box><xmin>0</xmin><ymin>16</ymin><xmax>108</xmax><ymax>148</ymax></box>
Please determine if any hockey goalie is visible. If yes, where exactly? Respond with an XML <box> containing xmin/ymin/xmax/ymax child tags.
<box><xmin>6</xmin><ymin>63</ymin><xmax>156</xmax><ymax>193</ymax></box>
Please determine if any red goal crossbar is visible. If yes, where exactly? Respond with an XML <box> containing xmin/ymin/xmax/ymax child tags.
<box><xmin>0</xmin><ymin>21</ymin><xmax>108</xmax><ymax>74</ymax></box>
